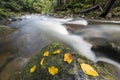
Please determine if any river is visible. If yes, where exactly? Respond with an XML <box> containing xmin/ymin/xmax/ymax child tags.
<box><xmin>0</xmin><ymin>14</ymin><xmax>120</xmax><ymax>80</ymax></box>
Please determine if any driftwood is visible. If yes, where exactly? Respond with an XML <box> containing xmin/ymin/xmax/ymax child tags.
<box><xmin>80</xmin><ymin>4</ymin><xmax>100</xmax><ymax>13</ymax></box>
<box><xmin>80</xmin><ymin>0</ymin><xmax>116</xmax><ymax>17</ymax></box>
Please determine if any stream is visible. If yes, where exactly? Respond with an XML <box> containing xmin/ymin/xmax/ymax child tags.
<box><xmin>0</xmin><ymin>14</ymin><xmax>120</xmax><ymax>80</ymax></box>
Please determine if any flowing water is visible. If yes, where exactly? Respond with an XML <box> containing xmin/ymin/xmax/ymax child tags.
<box><xmin>0</xmin><ymin>14</ymin><xmax>120</xmax><ymax>80</ymax></box>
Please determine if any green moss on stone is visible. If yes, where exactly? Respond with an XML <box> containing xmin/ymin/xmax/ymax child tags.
<box><xmin>16</xmin><ymin>43</ymin><xmax>117</xmax><ymax>80</ymax></box>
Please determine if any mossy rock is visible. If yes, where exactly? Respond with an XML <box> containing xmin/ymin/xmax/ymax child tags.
<box><xmin>16</xmin><ymin>43</ymin><xmax>117</xmax><ymax>80</ymax></box>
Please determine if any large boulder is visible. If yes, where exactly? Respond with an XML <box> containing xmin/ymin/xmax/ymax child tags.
<box><xmin>16</xmin><ymin>43</ymin><xmax>117</xmax><ymax>80</ymax></box>
<box><xmin>91</xmin><ymin>38</ymin><xmax>120</xmax><ymax>65</ymax></box>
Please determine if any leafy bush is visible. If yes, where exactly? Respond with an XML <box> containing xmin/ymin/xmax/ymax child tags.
<box><xmin>3</xmin><ymin>1</ymin><xmax>23</xmax><ymax>12</ymax></box>
<box><xmin>0</xmin><ymin>7</ymin><xmax>14</xmax><ymax>19</ymax></box>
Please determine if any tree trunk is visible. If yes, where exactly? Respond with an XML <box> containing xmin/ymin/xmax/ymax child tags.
<box><xmin>99</xmin><ymin>0</ymin><xmax>116</xmax><ymax>17</ymax></box>
<box><xmin>92</xmin><ymin>0</ymin><xmax>96</xmax><ymax>6</ymax></box>
<box><xmin>57</xmin><ymin>0</ymin><xmax>63</xmax><ymax>6</ymax></box>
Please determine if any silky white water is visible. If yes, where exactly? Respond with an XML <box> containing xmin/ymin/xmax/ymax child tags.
<box><xmin>9</xmin><ymin>14</ymin><xmax>120</xmax><ymax>68</ymax></box>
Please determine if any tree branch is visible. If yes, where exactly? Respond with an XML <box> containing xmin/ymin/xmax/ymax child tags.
<box><xmin>80</xmin><ymin>4</ymin><xmax>100</xmax><ymax>13</ymax></box>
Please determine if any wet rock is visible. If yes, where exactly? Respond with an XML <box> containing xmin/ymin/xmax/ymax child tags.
<box><xmin>0</xmin><ymin>25</ymin><xmax>16</xmax><ymax>65</ymax></box>
<box><xmin>0</xmin><ymin>57</ymin><xmax>30</xmax><ymax>80</ymax></box>
<box><xmin>91</xmin><ymin>38</ymin><xmax>120</xmax><ymax>64</ymax></box>
<box><xmin>16</xmin><ymin>43</ymin><xmax>117</xmax><ymax>80</ymax></box>
<box><xmin>0</xmin><ymin>25</ymin><xmax>15</xmax><ymax>38</ymax></box>
<box><xmin>0</xmin><ymin>25</ymin><xmax>16</xmax><ymax>52</ymax></box>
<box><xmin>0</xmin><ymin>25</ymin><xmax>18</xmax><ymax>80</ymax></box>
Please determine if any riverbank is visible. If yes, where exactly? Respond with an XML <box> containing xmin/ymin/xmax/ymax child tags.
<box><xmin>0</xmin><ymin>0</ymin><xmax>120</xmax><ymax>22</ymax></box>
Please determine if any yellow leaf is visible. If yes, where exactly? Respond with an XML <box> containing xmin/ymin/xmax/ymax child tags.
<box><xmin>64</xmin><ymin>53</ymin><xmax>73</xmax><ymax>64</ymax></box>
<box><xmin>48</xmin><ymin>66</ymin><xmax>58</xmax><ymax>75</ymax></box>
<box><xmin>40</xmin><ymin>57</ymin><xmax>44</xmax><ymax>66</ymax></box>
<box><xmin>80</xmin><ymin>63</ymin><xmax>99</xmax><ymax>77</ymax></box>
<box><xmin>30</xmin><ymin>65</ymin><xmax>37</xmax><ymax>73</ymax></box>
<box><xmin>53</xmin><ymin>49</ymin><xmax>61</xmax><ymax>54</ymax></box>
<box><xmin>44</xmin><ymin>51</ymin><xmax>49</xmax><ymax>57</ymax></box>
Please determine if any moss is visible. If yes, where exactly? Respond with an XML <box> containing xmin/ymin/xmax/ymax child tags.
<box><xmin>0</xmin><ymin>0</ymin><xmax>119</xmax><ymax>20</ymax></box>
<box><xmin>15</xmin><ymin>43</ymin><xmax>77</xmax><ymax>80</ymax></box>
<box><xmin>0</xmin><ymin>0</ymin><xmax>58</xmax><ymax>20</ymax></box>
<box><xmin>16</xmin><ymin>43</ymin><xmax>117</xmax><ymax>80</ymax></box>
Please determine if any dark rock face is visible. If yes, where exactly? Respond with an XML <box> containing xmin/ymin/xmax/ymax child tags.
<box><xmin>91</xmin><ymin>38</ymin><xmax>120</xmax><ymax>64</ymax></box>
<box><xmin>89</xmin><ymin>38</ymin><xmax>120</xmax><ymax>79</ymax></box>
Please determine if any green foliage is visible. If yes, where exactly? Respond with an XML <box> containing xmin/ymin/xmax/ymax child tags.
<box><xmin>40</xmin><ymin>0</ymin><xmax>52</xmax><ymax>14</ymax></box>
<box><xmin>0</xmin><ymin>0</ymin><xmax>119</xmax><ymax>19</ymax></box>
<box><xmin>55</xmin><ymin>0</ymin><xmax>92</xmax><ymax>12</ymax></box>
<box><xmin>0</xmin><ymin>0</ymin><xmax>58</xmax><ymax>19</ymax></box>
<box><xmin>40</xmin><ymin>0</ymin><xmax>57</xmax><ymax>14</ymax></box>
<box><xmin>0</xmin><ymin>7</ymin><xmax>15</xmax><ymax>19</ymax></box>
<box><xmin>15</xmin><ymin>0</ymin><xmax>57</xmax><ymax>14</ymax></box>
<box><xmin>4</xmin><ymin>1</ymin><xmax>23</xmax><ymax>11</ymax></box>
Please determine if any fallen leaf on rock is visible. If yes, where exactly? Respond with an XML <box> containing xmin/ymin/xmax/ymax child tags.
<box><xmin>80</xmin><ymin>63</ymin><xmax>99</xmax><ymax>77</ymax></box>
<box><xmin>44</xmin><ymin>51</ymin><xmax>49</xmax><ymax>57</ymax></box>
<box><xmin>64</xmin><ymin>53</ymin><xmax>73</xmax><ymax>64</ymax></box>
<box><xmin>40</xmin><ymin>57</ymin><xmax>45</xmax><ymax>66</ymax></box>
<box><xmin>53</xmin><ymin>49</ymin><xmax>61</xmax><ymax>54</ymax></box>
<box><xmin>30</xmin><ymin>65</ymin><xmax>37</xmax><ymax>73</ymax></box>
<box><xmin>48</xmin><ymin>66</ymin><xmax>58</xmax><ymax>75</ymax></box>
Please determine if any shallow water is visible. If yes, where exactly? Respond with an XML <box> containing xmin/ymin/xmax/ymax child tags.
<box><xmin>0</xmin><ymin>14</ymin><xmax>120</xmax><ymax>80</ymax></box>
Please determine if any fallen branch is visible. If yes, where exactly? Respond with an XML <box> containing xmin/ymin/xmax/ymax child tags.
<box><xmin>80</xmin><ymin>4</ymin><xmax>100</xmax><ymax>14</ymax></box>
